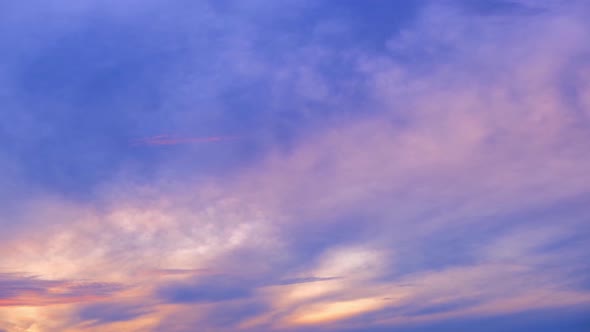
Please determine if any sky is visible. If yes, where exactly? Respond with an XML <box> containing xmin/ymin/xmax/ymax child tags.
<box><xmin>1</xmin><ymin>0</ymin><xmax>590</xmax><ymax>331</ymax></box>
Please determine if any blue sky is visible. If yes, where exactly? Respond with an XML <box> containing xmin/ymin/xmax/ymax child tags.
<box><xmin>1</xmin><ymin>1</ymin><xmax>590</xmax><ymax>331</ymax></box>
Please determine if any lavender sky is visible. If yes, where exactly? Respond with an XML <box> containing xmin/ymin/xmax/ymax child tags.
<box><xmin>1</xmin><ymin>1</ymin><xmax>590</xmax><ymax>331</ymax></box>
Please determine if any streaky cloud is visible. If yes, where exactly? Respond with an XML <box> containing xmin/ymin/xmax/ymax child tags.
<box><xmin>130</xmin><ymin>135</ymin><xmax>241</xmax><ymax>146</ymax></box>
<box><xmin>0</xmin><ymin>273</ymin><xmax>124</xmax><ymax>307</ymax></box>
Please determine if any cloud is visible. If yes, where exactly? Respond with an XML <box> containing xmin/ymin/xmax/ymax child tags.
<box><xmin>156</xmin><ymin>275</ymin><xmax>254</xmax><ymax>304</ymax></box>
<box><xmin>0</xmin><ymin>273</ymin><xmax>123</xmax><ymax>307</ymax></box>
<box><xmin>1</xmin><ymin>0</ymin><xmax>590</xmax><ymax>331</ymax></box>
<box><xmin>273</xmin><ymin>277</ymin><xmax>342</xmax><ymax>286</ymax></box>
<box><xmin>130</xmin><ymin>135</ymin><xmax>241</xmax><ymax>146</ymax></box>
<box><xmin>76</xmin><ymin>302</ymin><xmax>153</xmax><ymax>326</ymax></box>
<box><xmin>201</xmin><ymin>301</ymin><xmax>269</xmax><ymax>328</ymax></box>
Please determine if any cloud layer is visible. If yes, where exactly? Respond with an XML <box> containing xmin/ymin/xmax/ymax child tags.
<box><xmin>1</xmin><ymin>1</ymin><xmax>589</xmax><ymax>331</ymax></box>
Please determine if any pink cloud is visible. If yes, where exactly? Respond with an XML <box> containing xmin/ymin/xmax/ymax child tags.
<box><xmin>2</xmin><ymin>1</ymin><xmax>590</xmax><ymax>331</ymax></box>
<box><xmin>130</xmin><ymin>135</ymin><xmax>240</xmax><ymax>146</ymax></box>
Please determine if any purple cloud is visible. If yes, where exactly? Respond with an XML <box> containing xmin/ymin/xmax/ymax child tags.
<box><xmin>1</xmin><ymin>0</ymin><xmax>590</xmax><ymax>331</ymax></box>
<box><xmin>0</xmin><ymin>273</ymin><xmax>123</xmax><ymax>307</ymax></box>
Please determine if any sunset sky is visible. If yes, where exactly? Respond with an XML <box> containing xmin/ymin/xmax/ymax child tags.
<box><xmin>1</xmin><ymin>1</ymin><xmax>590</xmax><ymax>331</ymax></box>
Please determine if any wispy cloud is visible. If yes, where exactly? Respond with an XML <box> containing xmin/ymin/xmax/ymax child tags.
<box><xmin>130</xmin><ymin>135</ymin><xmax>241</xmax><ymax>146</ymax></box>
<box><xmin>0</xmin><ymin>273</ymin><xmax>124</xmax><ymax>307</ymax></box>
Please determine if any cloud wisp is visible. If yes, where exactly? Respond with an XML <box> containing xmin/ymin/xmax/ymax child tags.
<box><xmin>0</xmin><ymin>273</ymin><xmax>124</xmax><ymax>307</ymax></box>
<box><xmin>130</xmin><ymin>135</ymin><xmax>241</xmax><ymax>146</ymax></box>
